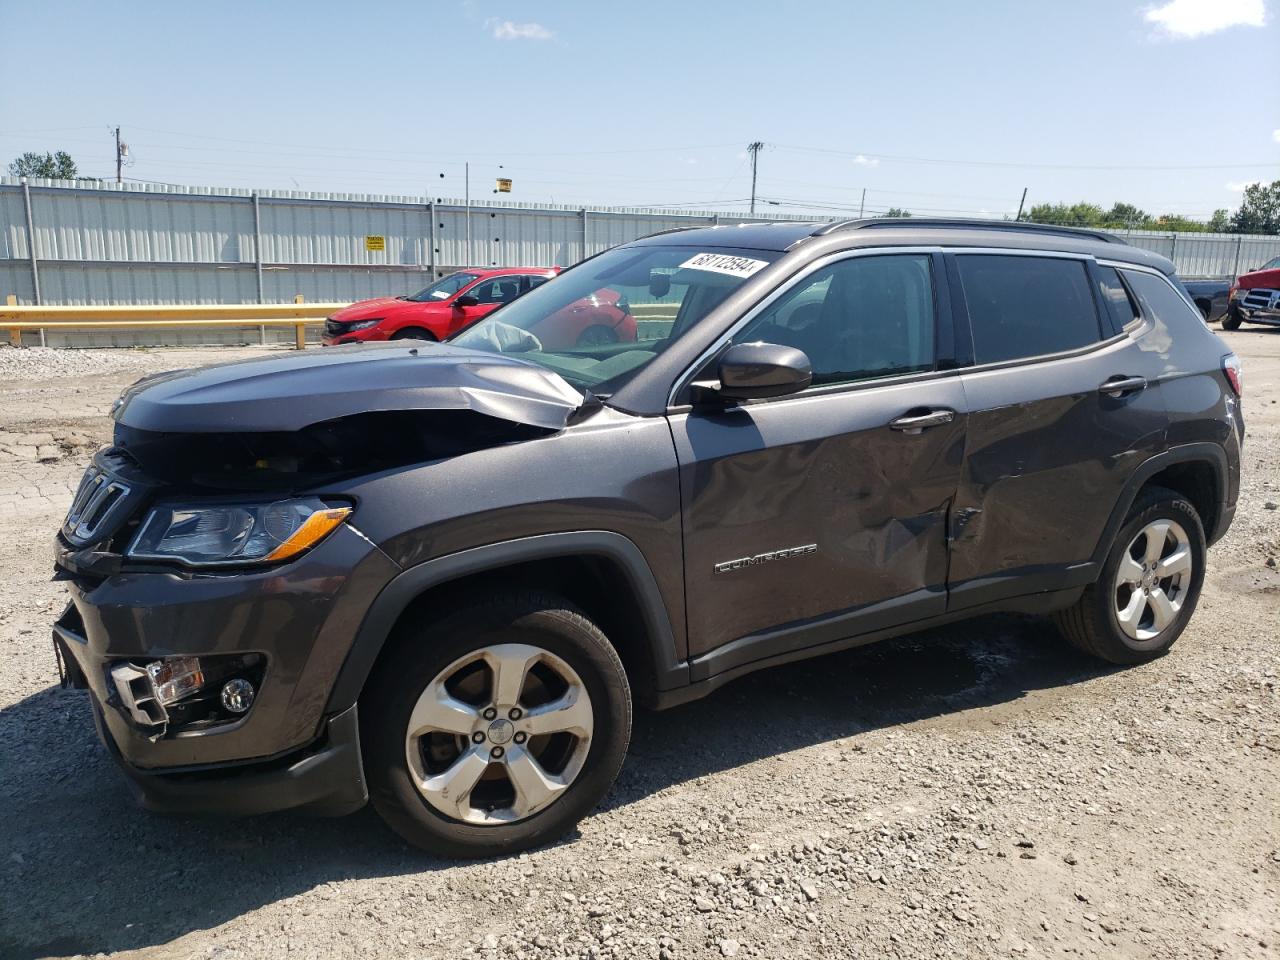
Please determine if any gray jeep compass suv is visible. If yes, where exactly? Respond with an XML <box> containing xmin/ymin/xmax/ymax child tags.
<box><xmin>53</xmin><ymin>219</ymin><xmax>1244</xmax><ymax>857</ymax></box>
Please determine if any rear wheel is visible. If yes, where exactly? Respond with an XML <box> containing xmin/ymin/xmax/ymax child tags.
<box><xmin>1054</xmin><ymin>486</ymin><xmax>1205</xmax><ymax>665</ymax></box>
<box><xmin>362</xmin><ymin>592</ymin><xmax>631</xmax><ymax>858</ymax></box>
<box><xmin>390</xmin><ymin>327</ymin><xmax>438</xmax><ymax>341</ymax></box>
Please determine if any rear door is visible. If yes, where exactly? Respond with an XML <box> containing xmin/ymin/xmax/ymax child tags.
<box><xmin>670</xmin><ymin>250</ymin><xmax>967</xmax><ymax>677</ymax></box>
<box><xmin>947</xmin><ymin>252</ymin><xmax>1170</xmax><ymax>608</ymax></box>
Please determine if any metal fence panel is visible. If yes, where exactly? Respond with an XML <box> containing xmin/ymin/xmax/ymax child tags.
<box><xmin>0</xmin><ymin>261</ymin><xmax>34</xmax><ymax>303</ymax></box>
<box><xmin>0</xmin><ymin>188</ymin><xmax>29</xmax><ymax>261</ymax></box>
<box><xmin>261</xmin><ymin>265</ymin><xmax>432</xmax><ymax>303</ymax></box>
<box><xmin>30</xmin><ymin>187</ymin><xmax>253</xmax><ymax>263</ymax></box>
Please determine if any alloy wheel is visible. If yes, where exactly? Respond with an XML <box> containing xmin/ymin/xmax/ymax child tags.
<box><xmin>1113</xmin><ymin>519</ymin><xmax>1192</xmax><ymax>646</ymax></box>
<box><xmin>404</xmin><ymin>643</ymin><xmax>594</xmax><ymax>825</ymax></box>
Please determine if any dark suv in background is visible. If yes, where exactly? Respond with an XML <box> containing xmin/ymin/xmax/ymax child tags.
<box><xmin>53</xmin><ymin>219</ymin><xmax>1243</xmax><ymax>857</ymax></box>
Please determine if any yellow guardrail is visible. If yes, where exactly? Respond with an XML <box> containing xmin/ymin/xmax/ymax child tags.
<box><xmin>1</xmin><ymin>296</ymin><xmax>350</xmax><ymax>349</ymax></box>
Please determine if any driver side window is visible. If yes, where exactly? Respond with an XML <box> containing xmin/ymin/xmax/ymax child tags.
<box><xmin>737</xmin><ymin>254</ymin><xmax>936</xmax><ymax>386</ymax></box>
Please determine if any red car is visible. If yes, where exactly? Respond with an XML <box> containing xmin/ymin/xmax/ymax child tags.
<box><xmin>322</xmin><ymin>267</ymin><xmax>637</xmax><ymax>348</ymax></box>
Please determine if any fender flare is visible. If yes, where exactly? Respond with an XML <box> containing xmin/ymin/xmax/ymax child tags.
<box><xmin>1090</xmin><ymin>442</ymin><xmax>1229</xmax><ymax>566</ymax></box>
<box><xmin>324</xmin><ymin>530</ymin><xmax>687</xmax><ymax>712</ymax></box>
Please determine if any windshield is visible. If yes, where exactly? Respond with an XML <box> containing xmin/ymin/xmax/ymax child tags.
<box><xmin>405</xmin><ymin>272</ymin><xmax>479</xmax><ymax>302</ymax></box>
<box><xmin>449</xmin><ymin>245</ymin><xmax>779</xmax><ymax>392</ymax></box>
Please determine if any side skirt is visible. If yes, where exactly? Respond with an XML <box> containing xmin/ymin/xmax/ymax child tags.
<box><xmin>652</xmin><ymin>585</ymin><xmax>1084</xmax><ymax>710</ymax></box>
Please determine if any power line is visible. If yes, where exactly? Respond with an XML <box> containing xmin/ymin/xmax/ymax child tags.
<box><xmin>772</xmin><ymin>142</ymin><xmax>1279</xmax><ymax>171</ymax></box>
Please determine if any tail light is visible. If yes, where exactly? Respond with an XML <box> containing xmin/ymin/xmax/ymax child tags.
<box><xmin>1222</xmin><ymin>353</ymin><xmax>1243</xmax><ymax>396</ymax></box>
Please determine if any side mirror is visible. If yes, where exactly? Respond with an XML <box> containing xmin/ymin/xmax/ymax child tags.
<box><xmin>696</xmin><ymin>342</ymin><xmax>812</xmax><ymax>403</ymax></box>
<box><xmin>454</xmin><ymin>295</ymin><xmax>480</xmax><ymax>308</ymax></box>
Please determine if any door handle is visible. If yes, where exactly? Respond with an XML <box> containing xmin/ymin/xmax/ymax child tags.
<box><xmin>1099</xmin><ymin>375</ymin><xmax>1147</xmax><ymax>397</ymax></box>
<box><xmin>888</xmin><ymin>408</ymin><xmax>956</xmax><ymax>434</ymax></box>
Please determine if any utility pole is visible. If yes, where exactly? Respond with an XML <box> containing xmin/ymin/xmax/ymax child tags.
<box><xmin>859</xmin><ymin>188</ymin><xmax>866</xmax><ymax>219</ymax></box>
<box><xmin>747</xmin><ymin>141</ymin><xmax>764</xmax><ymax>215</ymax></box>
<box><xmin>1015</xmin><ymin>187</ymin><xmax>1027</xmax><ymax>221</ymax></box>
<box><xmin>465</xmin><ymin>161</ymin><xmax>472</xmax><ymax>267</ymax></box>
<box><xmin>114</xmin><ymin>126</ymin><xmax>124</xmax><ymax>183</ymax></box>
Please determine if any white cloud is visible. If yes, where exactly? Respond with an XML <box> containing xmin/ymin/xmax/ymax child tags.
<box><xmin>486</xmin><ymin>18</ymin><xmax>553</xmax><ymax>40</ymax></box>
<box><xmin>851</xmin><ymin>154</ymin><xmax>880</xmax><ymax>168</ymax></box>
<box><xmin>1143</xmin><ymin>0</ymin><xmax>1266</xmax><ymax>38</ymax></box>
<box><xmin>1273</xmin><ymin>129</ymin><xmax>1280</xmax><ymax>144</ymax></box>
<box><xmin>683</xmin><ymin>158</ymin><xmax>699</xmax><ymax>166</ymax></box>
<box><xmin>1225</xmin><ymin>180</ymin><xmax>1260</xmax><ymax>192</ymax></box>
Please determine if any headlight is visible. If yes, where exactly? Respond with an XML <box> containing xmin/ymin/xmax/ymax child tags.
<box><xmin>1229</xmin><ymin>287</ymin><xmax>1242</xmax><ymax>300</ymax></box>
<box><xmin>126</xmin><ymin>497</ymin><xmax>351</xmax><ymax>567</ymax></box>
<box><xmin>346</xmin><ymin>318</ymin><xmax>383</xmax><ymax>330</ymax></box>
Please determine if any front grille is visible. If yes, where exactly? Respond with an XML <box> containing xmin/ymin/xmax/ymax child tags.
<box><xmin>62</xmin><ymin>465</ymin><xmax>134</xmax><ymax>547</ymax></box>
<box><xmin>1242</xmin><ymin>288</ymin><xmax>1278</xmax><ymax>311</ymax></box>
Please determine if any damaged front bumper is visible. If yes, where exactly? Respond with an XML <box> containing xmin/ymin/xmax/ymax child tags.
<box><xmin>53</xmin><ymin>521</ymin><xmax>400</xmax><ymax>816</ymax></box>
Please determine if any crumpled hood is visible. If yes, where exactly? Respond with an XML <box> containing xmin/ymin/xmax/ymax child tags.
<box><xmin>1237</xmin><ymin>266</ymin><xmax>1280</xmax><ymax>290</ymax></box>
<box><xmin>113</xmin><ymin>342</ymin><xmax>586</xmax><ymax>433</ymax></box>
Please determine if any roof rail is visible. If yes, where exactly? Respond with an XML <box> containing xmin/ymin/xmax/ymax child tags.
<box><xmin>809</xmin><ymin>217</ymin><xmax>1126</xmax><ymax>245</ymax></box>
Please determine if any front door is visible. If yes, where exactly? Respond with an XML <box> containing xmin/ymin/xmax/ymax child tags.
<box><xmin>448</xmin><ymin>275</ymin><xmax>527</xmax><ymax>335</ymax></box>
<box><xmin>671</xmin><ymin>252</ymin><xmax>966</xmax><ymax>677</ymax></box>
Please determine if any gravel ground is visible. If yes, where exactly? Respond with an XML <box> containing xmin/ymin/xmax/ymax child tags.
<box><xmin>0</xmin><ymin>333</ymin><xmax>1276</xmax><ymax>960</ymax></box>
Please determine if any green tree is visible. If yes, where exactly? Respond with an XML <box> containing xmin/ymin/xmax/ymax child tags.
<box><xmin>1154</xmin><ymin>213</ymin><xmax>1210</xmax><ymax>232</ymax></box>
<box><xmin>1101</xmin><ymin>202</ymin><xmax>1152</xmax><ymax>228</ymax></box>
<box><xmin>1207</xmin><ymin>209</ymin><xmax>1231</xmax><ymax>232</ymax></box>
<box><xmin>7</xmin><ymin>150</ymin><xmax>78</xmax><ymax>179</ymax></box>
<box><xmin>1025</xmin><ymin>202</ymin><xmax>1105</xmax><ymax>227</ymax></box>
<box><xmin>1230</xmin><ymin>181</ymin><xmax>1280</xmax><ymax>235</ymax></box>
<box><xmin>882</xmin><ymin>207</ymin><xmax>912</xmax><ymax>218</ymax></box>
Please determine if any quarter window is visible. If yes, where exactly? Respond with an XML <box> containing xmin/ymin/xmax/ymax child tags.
<box><xmin>1096</xmin><ymin>266</ymin><xmax>1140</xmax><ymax>330</ymax></box>
<box><xmin>1122</xmin><ymin>269</ymin><xmax>1205</xmax><ymax>328</ymax></box>
<box><xmin>736</xmin><ymin>254</ymin><xmax>936</xmax><ymax>386</ymax></box>
<box><xmin>956</xmin><ymin>255</ymin><xmax>1102</xmax><ymax>364</ymax></box>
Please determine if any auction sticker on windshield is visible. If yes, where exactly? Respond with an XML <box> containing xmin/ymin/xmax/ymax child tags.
<box><xmin>679</xmin><ymin>252</ymin><xmax>770</xmax><ymax>278</ymax></box>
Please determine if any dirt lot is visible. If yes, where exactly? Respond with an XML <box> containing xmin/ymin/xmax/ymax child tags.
<box><xmin>0</xmin><ymin>333</ymin><xmax>1276</xmax><ymax>960</ymax></box>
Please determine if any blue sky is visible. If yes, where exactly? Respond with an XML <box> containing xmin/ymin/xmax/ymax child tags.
<box><xmin>1</xmin><ymin>0</ymin><xmax>1277</xmax><ymax>219</ymax></box>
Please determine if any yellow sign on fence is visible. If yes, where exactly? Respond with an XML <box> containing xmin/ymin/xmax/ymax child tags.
<box><xmin>365</xmin><ymin>235</ymin><xmax>386</xmax><ymax>252</ymax></box>
<box><xmin>495</xmin><ymin>178</ymin><xmax>513</xmax><ymax>193</ymax></box>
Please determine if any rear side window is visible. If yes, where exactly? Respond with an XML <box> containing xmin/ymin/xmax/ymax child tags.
<box><xmin>1095</xmin><ymin>266</ymin><xmax>1140</xmax><ymax>330</ymax></box>
<box><xmin>1122</xmin><ymin>269</ymin><xmax>1205</xmax><ymax>329</ymax></box>
<box><xmin>956</xmin><ymin>255</ymin><xmax>1102</xmax><ymax>364</ymax></box>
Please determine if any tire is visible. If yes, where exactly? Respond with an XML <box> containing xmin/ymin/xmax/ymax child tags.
<box><xmin>390</xmin><ymin>327</ymin><xmax>438</xmax><ymax>341</ymax></box>
<box><xmin>1220</xmin><ymin>307</ymin><xmax>1242</xmax><ymax>330</ymax></box>
<box><xmin>361</xmin><ymin>591</ymin><xmax>631</xmax><ymax>858</ymax></box>
<box><xmin>575</xmin><ymin>325</ymin><xmax>619</xmax><ymax>348</ymax></box>
<box><xmin>1054</xmin><ymin>486</ymin><xmax>1206</xmax><ymax>665</ymax></box>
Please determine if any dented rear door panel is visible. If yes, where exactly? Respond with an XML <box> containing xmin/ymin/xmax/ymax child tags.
<box><xmin>948</xmin><ymin>334</ymin><xmax>1170</xmax><ymax>608</ymax></box>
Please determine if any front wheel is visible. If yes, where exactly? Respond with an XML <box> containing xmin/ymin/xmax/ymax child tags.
<box><xmin>1220</xmin><ymin>307</ymin><xmax>1242</xmax><ymax>331</ymax></box>
<box><xmin>1054</xmin><ymin>486</ymin><xmax>1205</xmax><ymax>665</ymax></box>
<box><xmin>390</xmin><ymin>327</ymin><xmax>438</xmax><ymax>341</ymax></box>
<box><xmin>361</xmin><ymin>592</ymin><xmax>631</xmax><ymax>858</ymax></box>
<box><xmin>576</xmin><ymin>325</ymin><xmax>619</xmax><ymax>348</ymax></box>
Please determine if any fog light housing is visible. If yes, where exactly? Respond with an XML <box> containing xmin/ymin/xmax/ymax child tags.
<box><xmin>145</xmin><ymin>657</ymin><xmax>205</xmax><ymax>706</ymax></box>
<box><xmin>220</xmin><ymin>678</ymin><xmax>256</xmax><ymax>714</ymax></box>
<box><xmin>112</xmin><ymin>653</ymin><xmax>266</xmax><ymax>734</ymax></box>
